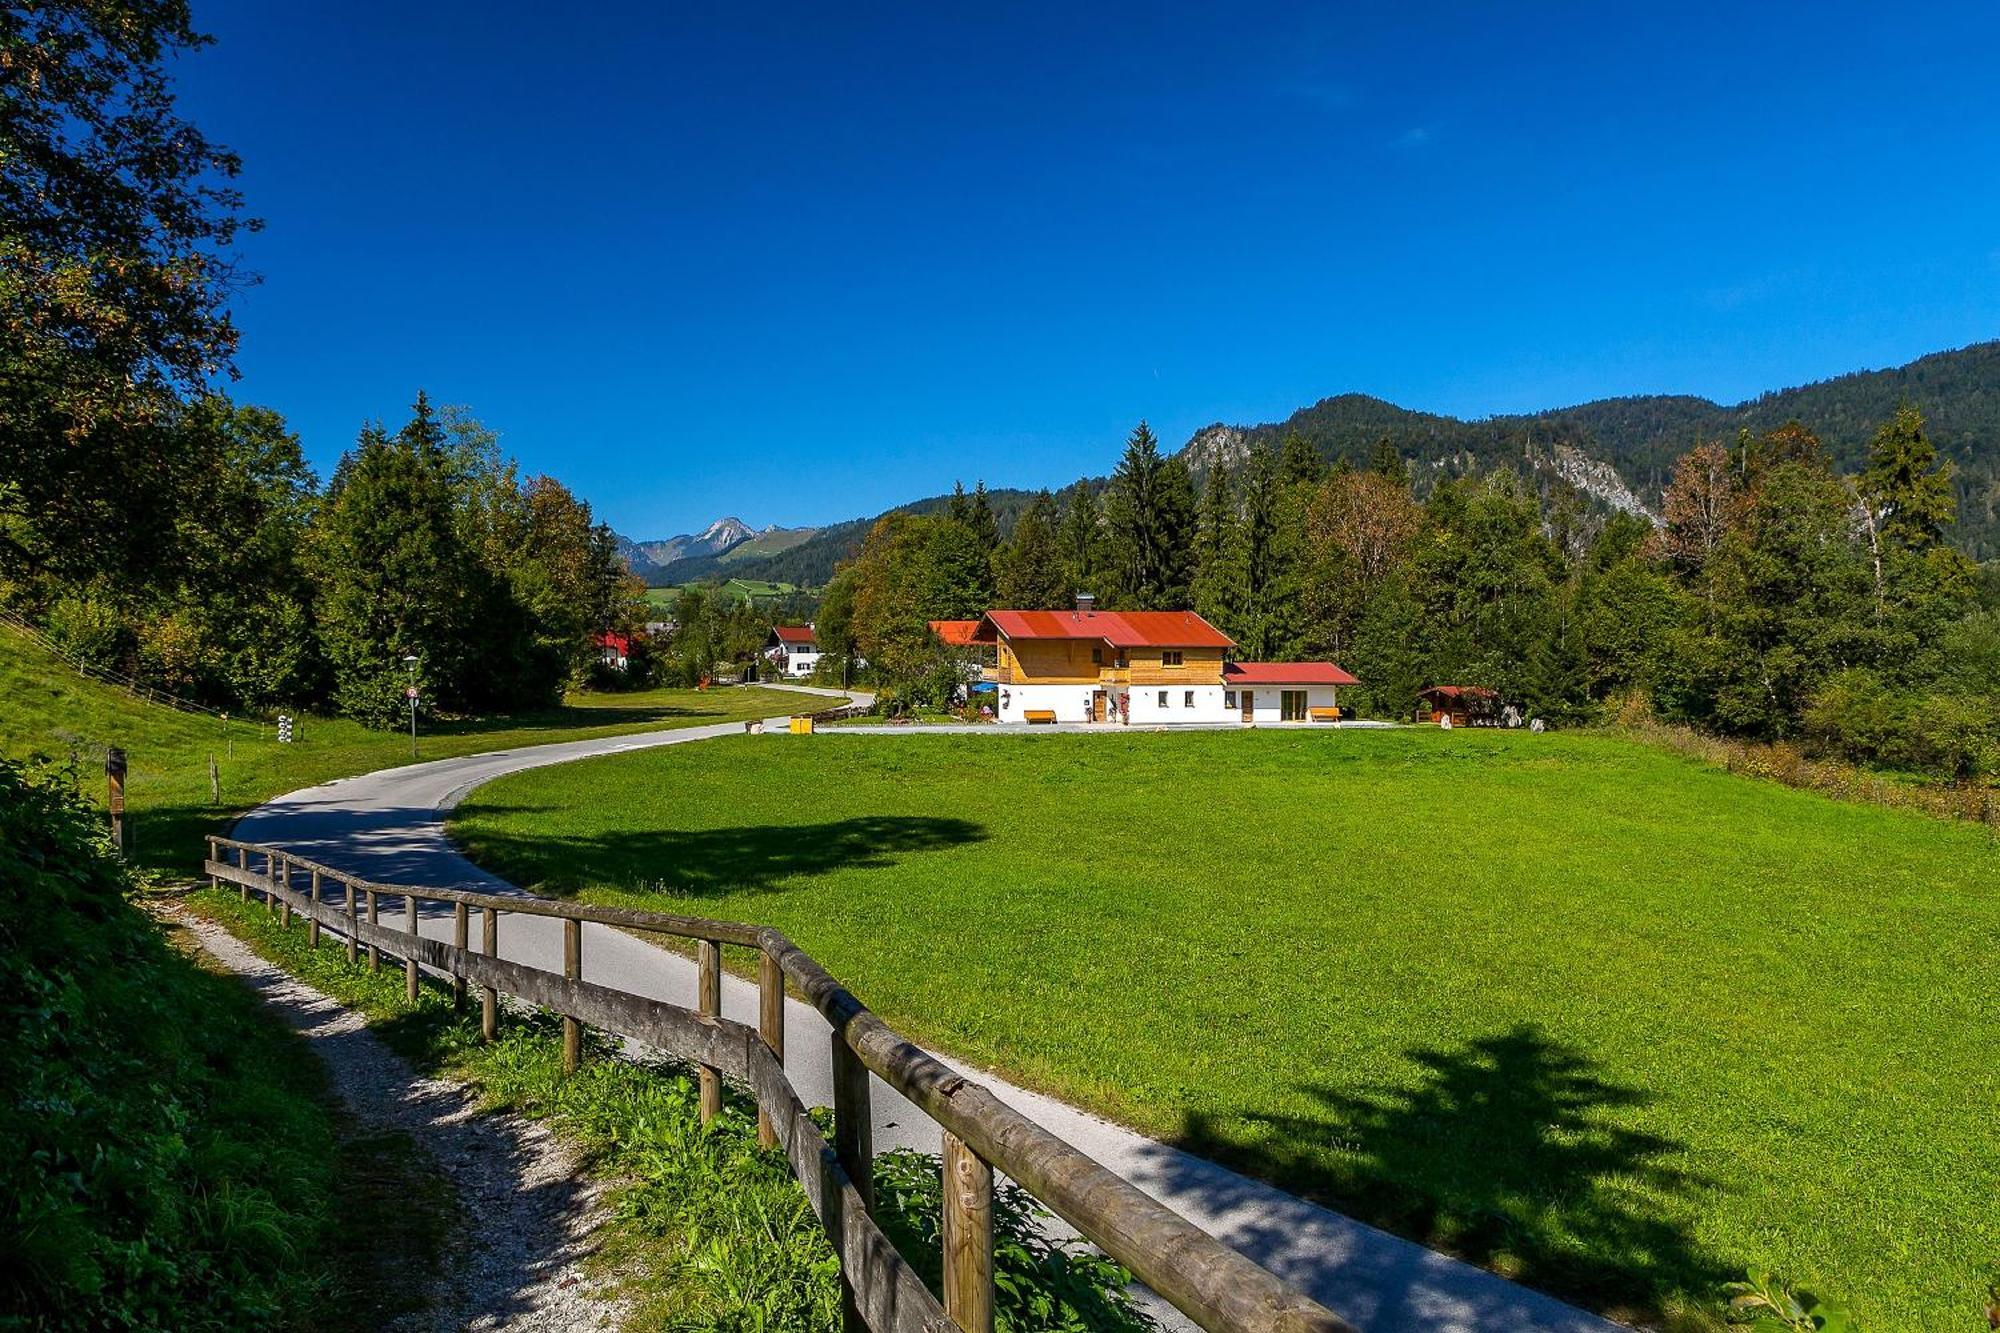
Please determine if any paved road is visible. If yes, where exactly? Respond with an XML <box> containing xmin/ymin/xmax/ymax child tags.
<box><xmin>233</xmin><ymin>686</ymin><xmax>1621</xmax><ymax>1333</ymax></box>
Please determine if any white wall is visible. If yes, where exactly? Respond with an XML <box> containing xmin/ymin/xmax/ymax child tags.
<box><xmin>997</xmin><ymin>683</ymin><xmax>1098</xmax><ymax>723</ymax></box>
<box><xmin>1227</xmin><ymin>684</ymin><xmax>1339</xmax><ymax>723</ymax></box>
<box><xmin>1127</xmin><ymin>684</ymin><xmax>1229</xmax><ymax>725</ymax></box>
<box><xmin>784</xmin><ymin>649</ymin><xmax>821</xmax><ymax>678</ymax></box>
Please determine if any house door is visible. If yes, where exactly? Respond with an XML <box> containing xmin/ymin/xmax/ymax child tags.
<box><xmin>1241</xmin><ymin>690</ymin><xmax>1255</xmax><ymax>722</ymax></box>
<box><xmin>1092</xmin><ymin>691</ymin><xmax>1107</xmax><ymax>723</ymax></box>
<box><xmin>1281</xmin><ymin>690</ymin><xmax>1308</xmax><ymax>721</ymax></box>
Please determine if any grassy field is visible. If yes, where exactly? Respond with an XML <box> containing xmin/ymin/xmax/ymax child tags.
<box><xmin>0</xmin><ymin>621</ymin><xmax>807</xmax><ymax>876</ymax></box>
<box><xmin>449</xmin><ymin>728</ymin><xmax>2000</xmax><ymax>1331</ymax></box>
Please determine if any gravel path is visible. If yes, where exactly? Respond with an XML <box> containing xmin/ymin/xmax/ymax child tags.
<box><xmin>178</xmin><ymin>909</ymin><xmax>626</xmax><ymax>1333</ymax></box>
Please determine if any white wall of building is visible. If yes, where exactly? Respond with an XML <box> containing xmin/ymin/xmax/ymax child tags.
<box><xmin>1226</xmin><ymin>684</ymin><xmax>1339</xmax><ymax>723</ymax></box>
<box><xmin>1127</xmin><ymin>684</ymin><xmax>1229</xmax><ymax>725</ymax></box>
<box><xmin>996</xmin><ymin>683</ymin><xmax>1098</xmax><ymax>723</ymax></box>
<box><xmin>783</xmin><ymin>649</ymin><xmax>822</xmax><ymax>678</ymax></box>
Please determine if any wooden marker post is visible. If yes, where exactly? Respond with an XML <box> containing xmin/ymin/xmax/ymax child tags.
<box><xmin>698</xmin><ymin>940</ymin><xmax>722</xmax><ymax>1123</ymax></box>
<box><xmin>480</xmin><ymin>907</ymin><xmax>498</xmax><ymax>1042</ymax></box>
<box><xmin>104</xmin><ymin>747</ymin><xmax>127</xmax><ymax>855</ymax></box>
<box><xmin>562</xmin><ymin>918</ymin><xmax>582</xmax><ymax>1074</ymax></box>
<box><xmin>451</xmin><ymin>903</ymin><xmax>468</xmax><ymax>1009</ymax></box>
<box><xmin>942</xmin><ymin>1131</ymin><xmax>996</xmax><ymax>1333</ymax></box>
<box><xmin>404</xmin><ymin>894</ymin><xmax>419</xmax><ymax>1003</ymax></box>
<box><xmin>757</xmin><ymin>950</ymin><xmax>785</xmax><ymax>1147</ymax></box>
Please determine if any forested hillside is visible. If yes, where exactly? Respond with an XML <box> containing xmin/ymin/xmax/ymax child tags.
<box><xmin>1198</xmin><ymin>340</ymin><xmax>2000</xmax><ymax>559</ymax></box>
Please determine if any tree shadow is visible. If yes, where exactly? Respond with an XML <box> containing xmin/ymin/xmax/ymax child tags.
<box><xmin>1177</xmin><ymin>1023</ymin><xmax>1725</xmax><ymax>1323</ymax></box>
<box><xmin>451</xmin><ymin>811</ymin><xmax>987</xmax><ymax>898</ymax></box>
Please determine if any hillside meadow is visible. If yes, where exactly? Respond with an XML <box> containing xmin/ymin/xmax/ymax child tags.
<box><xmin>0</xmin><ymin>623</ymin><xmax>804</xmax><ymax>876</ymax></box>
<box><xmin>450</xmin><ymin>728</ymin><xmax>2000</xmax><ymax>1331</ymax></box>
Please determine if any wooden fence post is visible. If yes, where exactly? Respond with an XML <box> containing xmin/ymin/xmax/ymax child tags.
<box><xmin>452</xmin><ymin>903</ymin><xmax>468</xmax><ymax>1009</ymax></box>
<box><xmin>480</xmin><ymin>907</ymin><xmax>498</xmax><ymax>1042</ymax></box>
<box><xmin>237</xmin><ymin>846</ymin><xmax>249</xmax><ymax>902</ymax></box>
<box><xmin>404</xmin><ymin>894</ymin><xmax>420</xmax><ymax>1003</ymax></box>
<box><xmin>942</xmin><ymin>1131</ymin><xmax>996</xmax><ymax>1333</ymax></box>
<box><xmin>562</xmin><ymin>918</ymin><xmax>582</xmax><ymax>1074</ymax></box>
<box><xmin>367</xmin><ymin>889</ymin><xmax>380</xmax><ymax>972</ymax></box>
<box><xmin>308</xmin><ymin>868</ymin><xmax>321</xmax><ymax>949</ymax></box>
<box><xmin>698</xmin><ymin>939</ymin><xmax>722</xmax><ymax>1123</ymax></box>
<box><xmin>832</xmin><ymin>1030</ymin><xmax>874</xmax><ymax>1333</ymax></box>
<box><xmin>104</xmin><ymin>746</ymin><xmax>127</xmax><ymax>855</ymax></box>
<box><xmin>757</xmin><ymin>949</ymin><xmax>785</xmax><ymax>1148</ymax></box>
<box><xmin>265</xmin><ymin>851</ymin><xmax>278</xmax><ymax>915</ymax></box>
<box><xmin>345</xmin><ymin>880</ymin><xmax>359</xmax><ymax>965</ymax></box>
<box><xmin>277</xmin><ymin>856</ymin><xmax>291</xmax><ymax>928</ymax></box>
<box><xmin>206</xmin><ymin>837</ymin><xmax>219</xmax><ymax>893</ymax></box>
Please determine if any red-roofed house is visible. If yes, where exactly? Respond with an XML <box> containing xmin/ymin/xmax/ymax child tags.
<box><xmin>971</xmin><ymin>595</ymin><xmax>1359</xmax><ymax>725</ymax></box>
<box><xmin>765</xmin><ymin>625</ymin><xmax>821</xmax><ymax>678</ymax></box>
<box><xmin>596</xmin><ymin>632</ymin><xmax>631</xmax><ymax>671</ymax></box>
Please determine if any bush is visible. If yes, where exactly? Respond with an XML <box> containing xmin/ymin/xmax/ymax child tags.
<box><xmin>44</xmin><ymin>589</ymin><xmax>130</xmax><ymax>671</ymax></box>
<box><xmin>0</xmin><ymin>760</ymin><xmax>343</xmax><ymax>1329</ymax></box>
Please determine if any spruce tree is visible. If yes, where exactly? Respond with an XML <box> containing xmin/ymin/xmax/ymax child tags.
<box><xmin>1191</xmin><ymin>466</ymin><xmax>1247</xmax><ymax>635</ymax></box>
<box><xmin>1279</xmin><ymin>430</ymin><xmax>1326</xmax><ymax>487</ymax></box>
<box><xmin>1105</xmin><ymin>421</ymin><xmax>1196</xmax><ymax>609</ymax></box>
<box><xmin>997</xmin><ymin>492</ymin><xmax>1067</xmax><ymax>608</ymax></box>
<box><xmin>1057</xmin><ymin>481</ymin><xmax>1105</xmax><ymax>602</ymax></box>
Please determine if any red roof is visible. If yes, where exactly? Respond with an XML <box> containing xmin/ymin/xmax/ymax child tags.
<box><xmin>1419</xmin><ymin>684</ymin><xmax>1497</xmax><ymax>700</ymax></box>
<box><xmin>1225</xmin><ymin>661</ymin><xmax>1360</xmax><ymax>686</ymax></box>
<box><xmin>975</xmin><ymin>609</ymin><xmax>1234</xmax><ymax>650</ymax></box>
<box><xmin>596</xmin><ymin>632</ymin><xmax>631</xmax><ymax>654</ymax></box>
<box><xmin>771</xmin><ymin>625</ymin><xmax>816</xmax><ymax>645</ymax></box>
<box><xmin>928</xmin><ymin>619</ymin><xmax>982</xmax><ymax>647</ymax></box>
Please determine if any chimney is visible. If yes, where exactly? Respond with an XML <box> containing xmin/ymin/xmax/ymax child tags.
<box><xmin>1074</xmin><ymin>592</ymin><xmax>1095</xmax><ymax>617</ymax></box>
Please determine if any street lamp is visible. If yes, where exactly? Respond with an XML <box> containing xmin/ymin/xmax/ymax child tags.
<box><xmin>402</xmin><ymin>655</ymin><xmax>420</xmax><ymax>758</ymax></box>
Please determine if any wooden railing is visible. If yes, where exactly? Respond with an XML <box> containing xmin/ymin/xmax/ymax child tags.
<box><xmin>203</xmin><ymin>835</ymin><xmax>1353</xmax><ymax>1333</ymax></box>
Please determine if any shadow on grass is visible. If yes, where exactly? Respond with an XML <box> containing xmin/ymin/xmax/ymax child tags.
<box><xmin>1175</xmin><ymin>1024</ymin><xmax>1723</xmax><ymax>1324</ymax></box>
<box><xmin>455</xmin><ymin>812</ymin><xmax>987</xmax><ymax>898</ymax></box>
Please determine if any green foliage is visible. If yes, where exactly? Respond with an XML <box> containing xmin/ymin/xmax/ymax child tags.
<box><xmin>996</xmin><ymin>492</ymin><xmax>1069</xmax><ymax>610</ymax></box>
<box><xmin>872</xmin><ymin>1149</ymin><xmax>1155</xmax><ymax>1332</ymax></box>
<box><xmin>1103</xmin><ymin>422</ymin><xmax>1196</xmax><ymax>610</ymax></box>
<box><xmin>1724</xmin><ymin>1270</ymin><xmax>1860</xmax><ymax>1332</ymax></box>
<box><xmin>0</xmin><ymin>760</ymin><xmax>348</xmax><ymax>1329</ymax></box>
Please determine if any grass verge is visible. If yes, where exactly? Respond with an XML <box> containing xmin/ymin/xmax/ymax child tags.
<box><xmin>185</xmin><ymin>888</ymin><xmax>1156</xmax><ymax>1332</ymax></box>
<box><xmin>1</xmin><ymin>617</ymin><xmax>812</xmax><ymax>877</ymax></box>
<box><xmin>448</xmin><ymin>727</ymin><xmax>2000</xmax><ymax>1332</ymax></box>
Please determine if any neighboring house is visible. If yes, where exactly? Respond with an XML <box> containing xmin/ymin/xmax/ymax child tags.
<box><xmin>973</xmin><ymin>595</ymin><xmax>1359</xmax><ymax>725</ymax></box>
<box><xmin>1223</xmin><ymin>661</ymin><xmax>1358</xmax><ymax>723</ymax></box>
<box><xmin>596</xmin><ymin>632</ymin><xmax>631</xmax><ymax>671</ymax></box>
<box><xmin>1417</xmin><ymin>684</ymin><xmax>1500</xmax><ymax>727</ymax></box>
<box><xmin>928</xmin><ymin>618</ymin><xmax>996</xmax><ymax>684</ymax></box>
<box><xmin>766</xmin><ymin>625</ymin><xmax>821</xmax><ymax>677</ymax></box>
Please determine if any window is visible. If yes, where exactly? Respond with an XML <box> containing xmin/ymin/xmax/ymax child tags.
<box><xmin>1225</xmin><ymin>691</ymin><xmax>1237</xmax><ymax>708</ymax></box>
<box><xmin>1157</xmin><ymin>690</ymin><xmax>1168</xmax><ymax>708</ymax></box>
<box><xmin>1281</xmin><ymin>690</ymin><xmax>1308</xmax><ymax>722</ymax></box>
<box><xmin>1184</xmin><ymin>690</ymin><xmax>1195</xmax><ymax>708</ymax></box>
<box><xmin>1162</xmin><ymin>649</ymin><xmax>1184</xmax><ymax>667</ymax></box>
<box><xmin>1091</xmin><ymin>646</ymin><xmax>1103</xmax><ymax>665</ymax></box>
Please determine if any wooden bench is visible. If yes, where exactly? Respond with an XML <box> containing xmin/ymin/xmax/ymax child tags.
<box><xmin>1308</xmin><ymin>707</ymin><xmax>1341</xmax><ymax>723</ymax></box>
<box><xmin>1023</xmin><ymin>709</ymin><xmax>1058</xmax><ymax>725</ymax></box>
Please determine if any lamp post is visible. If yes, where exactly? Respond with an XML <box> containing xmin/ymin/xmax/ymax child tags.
<box><xmin>403</xmin><ymin>655</ymin><xmax>420</xmax><ymax>759</ymax></box>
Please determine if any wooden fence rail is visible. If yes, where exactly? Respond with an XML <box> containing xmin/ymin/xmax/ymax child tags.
<box><xmin>203</xmin><ymin>834</ymin><xmax>1353</xmax><ymax>1333</ymax></box>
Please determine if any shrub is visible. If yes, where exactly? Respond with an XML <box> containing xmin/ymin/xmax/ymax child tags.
<box><xmin>0</xmin><ymin>760</ymin><xmax>343</xmax><ymax>1329</ymax></box>
<box><xmin>44</xmin><ymin>589</ymin><xmax>130</xmax><ymax>670</ymax></box>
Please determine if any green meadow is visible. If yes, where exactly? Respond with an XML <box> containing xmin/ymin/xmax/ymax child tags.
<box><xmin>450</xmin><ymin>728</ymin><xmax>2000</xmax><ymax>1331</ymax></box>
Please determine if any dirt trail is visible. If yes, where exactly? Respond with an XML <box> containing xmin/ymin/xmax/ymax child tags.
<box><xmin>178</xmin><ymin>911</ymin><xmax>626</xmax><ymax>1333</ymax></box>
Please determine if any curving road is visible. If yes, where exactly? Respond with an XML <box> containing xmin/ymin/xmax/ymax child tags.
<box><xmin>233</xmin><ymin>685</ymin><xmax>1622</xmax><ymax>1333</ymax></box>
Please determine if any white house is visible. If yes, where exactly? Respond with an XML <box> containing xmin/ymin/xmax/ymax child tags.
<box><xmin>974</xmin><ymin>599</ymin><xmax>1359</xmax><ymax>725</ymax></box>
<box><xmin>1222</xmin><ymin>661</ymin><xmax>1358</xmax><ymax>723</ymax></box>
<box><xmin>766</xmin><ymin>625</ymin><xmax>821</xmax><ymax>678</ymax></box>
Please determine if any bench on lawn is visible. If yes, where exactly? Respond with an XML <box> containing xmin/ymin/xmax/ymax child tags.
<box><xmin>1309</xmin><ymin>707</ymin><xmax>1341</xmax><ymax>723</ymax></box>
<box><xmin>1023</xmin><ymin>709</ymin><xmax>1058</xmax><ymax>724</ymax></box>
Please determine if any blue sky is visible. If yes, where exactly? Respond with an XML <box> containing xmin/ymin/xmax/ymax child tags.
<box><xmin>178</xmin><ymin>2</ymin><xmax>2000</xmax><ymax>538</ymax></box>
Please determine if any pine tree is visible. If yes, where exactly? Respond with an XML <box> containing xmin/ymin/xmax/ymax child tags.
<box><xmin>1191</xmin><ymin>466</ymin><xmax>1247</xmax><ymax>634</ymax></box>
<box><xmin>1104</xmin><ymin>421</ymin><xmax>1196</xmax><ymax>609</ymax></box>
<box><xmin>1369</xmin><ymin>435</ymin><xmax>1408</xmax><ymax>484</ymax></box>
<box><xmin>1056</xmin><ymin>481</ymin><xmax>1104</xmax><ymax>602</ymax></box>
<box><xmin>997</xmin><ymin>492</ymin><xmax>1067</xmax><ymax>608</ymax></box>
<box><xmin>968</xmin><ymin>481</ymin><xmax>1000</xmax><ymax>553</ymax></box>
<box><xmin>1279</xmin><ymin>430</ymin><xmax>1325</xmax><ymax>487</ymax></box>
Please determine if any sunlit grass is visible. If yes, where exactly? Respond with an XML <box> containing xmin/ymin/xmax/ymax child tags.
<box><xmin>450</xmin><ymin>728</ymin><xmax>2000</xmax><ymax>1331</ymax></box>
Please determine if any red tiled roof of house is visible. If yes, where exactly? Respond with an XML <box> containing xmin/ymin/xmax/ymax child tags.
<box><xmin>1418</xmin><ymin>684</ymin><xmax>1497</xmax><ymax>700</ymax></box>
<box><xmin>975</xmin><ymin>609</ymin><xmax>1234</xmax><ymax>649</ymax></box>
<box><xmin>928</xmin><ymin>619</ymin><xmax>982</xmax><ymax>647</ymax></box>
<box><xmin>597</xmin><ymin>632</ymin><xmax>631</xmax><ymax>654</ymax></box>
<box><xmin>771</xmin><ymin>625</ymin><xmax>816</xmax><ymax>645</ymax></box>
<box><xmin>1224</xmin><ymin>661</ymin><xmax>1360</xmax><ymax>686</ymax></box>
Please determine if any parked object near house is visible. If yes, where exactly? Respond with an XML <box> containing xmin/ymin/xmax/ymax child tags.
<box><xmin>1417</xmin><ymin>684</ymin><xmax>1500</xmax><ymax>727</ymax></box>
<box><xmin>765</xmin><ymin>625</ymin><xmax>821</xmax><ymax>678</ymax></box>
<box><xmin>975</xmin><ymin>595</ymin><xmax>1360</xmax><ymax>725</ymax></box>
<box><xmin>1223</xmin><ymin>661</ymin><xmax>1360</xmax><ymax>724</ymax></box>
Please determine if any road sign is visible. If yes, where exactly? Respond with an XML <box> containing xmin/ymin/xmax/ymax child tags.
<box><xmin>406</xmin><ymin>687</ymin><xmax>419</xmax><ymax>699</ymax></box>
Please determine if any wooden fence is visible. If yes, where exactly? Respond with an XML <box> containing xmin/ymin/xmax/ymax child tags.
<box><xmin>204</xmin><ymin>835</ymin><xmax>1353</xmax><ymax>1333</ymax></box>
